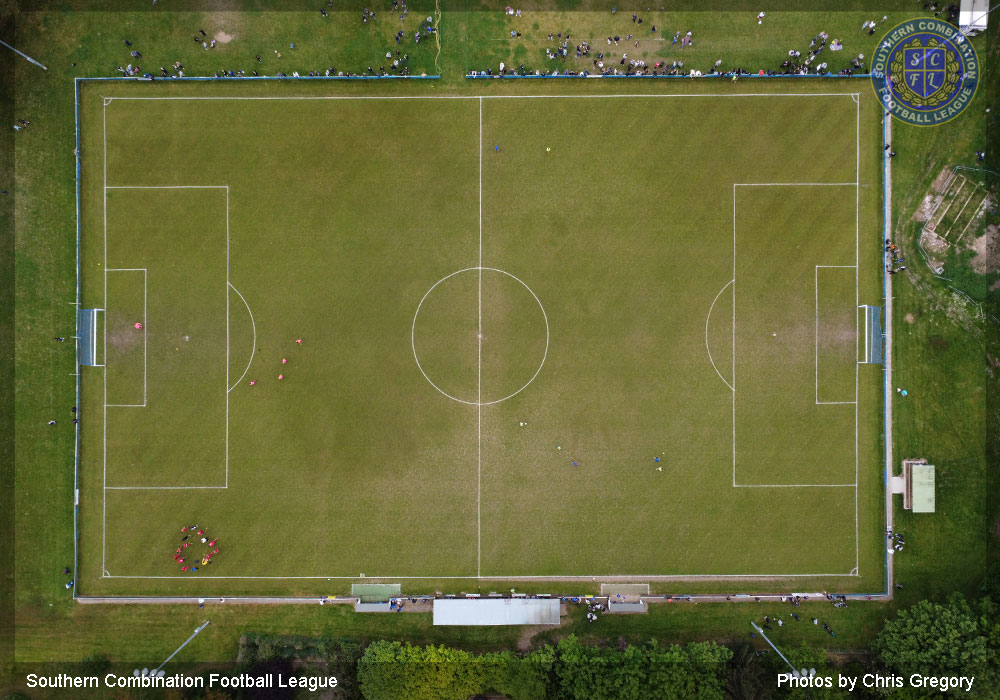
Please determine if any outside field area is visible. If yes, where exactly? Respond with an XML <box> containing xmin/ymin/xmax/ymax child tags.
<box><xmin>77</xmin><ymin>80</ymin><xmax>884</xmax><ymax>595</ymax></box>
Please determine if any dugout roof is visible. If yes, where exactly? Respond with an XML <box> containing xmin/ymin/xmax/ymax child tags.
<box><xmin>911</xmin><ymin>465</ymin><xmax>936</xmax><ymax>513</ymax></box>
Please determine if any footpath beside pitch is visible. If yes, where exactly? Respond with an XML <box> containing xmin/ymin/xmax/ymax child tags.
<box><xmin>883</xmin><ymin>113</ymin><xmax>895</xmax><ymax>599</ymax></box>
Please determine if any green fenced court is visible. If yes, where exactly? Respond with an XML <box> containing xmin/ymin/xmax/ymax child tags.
<box><xmin>76</xmin><ymin>79</ymin><xmax>885</xmax><ymax>596</ymax></box>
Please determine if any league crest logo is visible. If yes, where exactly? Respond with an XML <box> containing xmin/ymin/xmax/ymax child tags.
<box><xmin>872</xmin><ymin>19</ymin><xmax>979</xmax><ymax>126</ymax></box>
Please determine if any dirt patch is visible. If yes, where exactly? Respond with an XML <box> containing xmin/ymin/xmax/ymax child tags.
<box><xmin>931</xmin><ymin>167</ymin><xmax>953</xmax><ymax>194</ymax></box>
<box><xmin>107</xmin><ymin>328</ymin><xmax>141</xmax><ymax>349</ymax></box>
<box><xmin>991</xmin><ymin>279</ymin><xmax>1000</xmax><ymax>292</ymax></box>
<box><xmin>929</xmin><ymin>336</ymin><xmax>949</xmax><ymax>351</ymax></box>
<box><xmin>921</xmin><ymin>230</ymin><xmax>950</xmax><ymax>255</ymax></box>
<box><xmin>969</xmin><ymin>224</ymin><xmax>999</xmax><ymax>275</ymax></box>
<box><xmin>913</xmin><ymin>194</ymin><xmax>940</xmax><ymax>222</ymax></box>
<box><xmin>904</xmin><ymin>313</ymin><xmax>915</xmax><ymax>324</ymax></box>
<box><xmin>516</xmin><ymin>625</ymin><xmax>550</xmax><ymax>652</ymax></box>
<box><xmin>988</xmin><ymin>354</ymin><xmax>1000</xmax><ymax>368</ymax></box>
<box><xmin>201</xmin><ymin>10</ymin><xmax>242</xmax><ymax>44</ymax></box>
<box><xmin>919</xmin><ymin>229</ymin><xmax>949</xmax><ymax>271</ymax></box>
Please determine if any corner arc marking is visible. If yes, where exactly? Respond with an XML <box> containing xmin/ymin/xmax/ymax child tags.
<box><xmin>227</xmin><ymin>282</ymin><xmax>256</xmax><ymax>393</ymax></box>
<box><xmin>706</xmin><ymin>279</ymin><xmax>735</xmax><ymax>392</ymax></box>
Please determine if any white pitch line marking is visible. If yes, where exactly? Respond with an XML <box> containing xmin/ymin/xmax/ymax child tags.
<box><xmin>705</xmin><ymin>279</ymin><xmax>735</xmax><ymax>392</ymax></box>
<box><xmin>227</xmin><ymin>282</ymin><xmax>257</xmax><ymax>393</ymax></box>
<box><xmin>854</xmin><ymin>95</ymin><xmax>861</xmax><ymax>573</ymax></box>
<box><xmin>102</xmin><ymin>98</ymin><xmax>108</xmax><ymax>575</ymax></box>
<box><xmin>93</xmin><ymin>93</ymin><xmax>868</xmax><ymax>582</ymax></box>
<box><xmin>105</xmin><ymin>486</ymin><xmax>227</xmax><ymax>490</ymax></box>
<box><xmin>863</xmin><ymin>305</ymin><xmax>870</xmax><ymax>364</ymax></box>
<box><xmin>734</xmin><ymin>483</ymin><xmax>857</xmax><ymax>488</ymax></box>
<box><xmin>225</xmin><ymin>186</ymin><xmax>230</xmax><ymax>489</ymax></box>
<box><xmin>813</xmin><ymin>265</ymin><xmax>820</xmax><ymax>404</ymax></box>
<box><xmin>143</xmin><ymin>268</ymin><xmax>147</xmax><ymax>404</ymax></box>
<box><xmin>103</xmin><ymin>571</ymin><xmax>861</xmax><ymax>579</ymax></box>
<box><xmin>732</xmin><ymin>184</ymin><xmax>736</xmax><ymax>488</ymax></box>
<box><xmin>477</xmin><ymin>97</ymin><xmax>483</xmax><ymax>579</ymax></box>
<box><xmin>735</xmin><ymin>182</ymin><xmax>858</xmax><ymax>187</ymax></box>
<box><xmin>105</xmin><ymin>185</ymin><xmax>228</xmax><ymax>189</ymax></box>
<box><xmin>104</xmin><ymin>92</ymin><xmax>865</xmax><ymax>102</ymax></box>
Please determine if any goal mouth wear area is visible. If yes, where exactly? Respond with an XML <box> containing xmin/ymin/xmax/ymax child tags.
<box><xmin>78</xmin><ymin>307</ymin><xmax>101</xmax><ymax>367</ymax></box>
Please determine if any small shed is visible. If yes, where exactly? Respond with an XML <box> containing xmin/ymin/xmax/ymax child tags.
<box><xmin>960</xmin><ymin>0</ymin><xmax>989</xmax><ymax>35</ymax></box>
<box><xmin>433</xmin><ymin>598</ymin><xmax>560</xmax><ymax>626</ymax></box>
<box><xmin>351</xmin><ymin>583</ymin><xmax>401</xmax><ymax>603</ymax></box>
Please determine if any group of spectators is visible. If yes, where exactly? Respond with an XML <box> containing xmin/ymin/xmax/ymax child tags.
<box><xmin>472</xmin><ymin>8</ymin><xmax>894</xmax><ymax>78</ymax></box>
<box><xmin>108</xmin><ymin>2</ymin><xmax>435</xmax><ymax>81</ymax></box>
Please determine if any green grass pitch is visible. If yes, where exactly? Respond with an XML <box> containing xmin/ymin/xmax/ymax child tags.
<box><xmin>77</xmin><ymin>80</ymin><xmax>885</xmax><ymax>595</ymax></box>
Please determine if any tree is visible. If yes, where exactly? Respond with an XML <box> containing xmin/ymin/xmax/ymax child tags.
<box><xmin>359</xmin><ymin>636</ymin><xmax>732</xmax><ymax>700</ymax></box>
<box><xmin>646</xmin><ymin>640</ymin><xmax>731</xmax><ymax>700</ymax></box>
<box><xmin>553</xmin><ymin>635</ymin><xmax>622</xmax><ymax>700</ymax></box>
<box><xmin>873</xmin><ymin>593</ymin><xmax>990</xmax><ymax>674</ymax></box>
<box><xmin>357</xmin><ymin>640</ymin><xmax>407</xmax><ymax>700</ymax></box>
<box><xmin>357</xmin><ymin>640</ymin><xmax>486</xmax><ymax>700</ymax></box>
<box><xmin>725</xmin><ymin>641</ymin><xmax>772</xmax><ymax>700</ymax></box>
<box><xmin>79</xmin><ymin>651</ymin><xmax>110</xmax><ymax>677</ymax></box>
<box><xmin>554</xmin><ymin>635</ymin><xmax>731</xmax><ymax>700</ymax></box>
<box><xmin>485</xmin><ymin>647</ymin><xmax>553</xmax><ymax>700</ymax></box>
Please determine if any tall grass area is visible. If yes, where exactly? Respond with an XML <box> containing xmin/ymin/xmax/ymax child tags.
<box><xmin>887</xmin><ymin>19</ymin><xmax>1000</xmax><ymax>606</ymax></box>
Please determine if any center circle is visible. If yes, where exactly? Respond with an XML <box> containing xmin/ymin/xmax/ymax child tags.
<box><xmin>411</xmin><ymin>267</ymin><xmax>549</xmax><ymax>405</ymax></box>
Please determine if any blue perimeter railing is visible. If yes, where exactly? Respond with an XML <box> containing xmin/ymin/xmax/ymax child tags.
<box><xmin>78</xmin><ymin>74</ymin><xmax>440</xmax><ymax>83</ymax></box>
<box><xmin>468</xmin><ymin>72</ymin><xmax>874</xmax><ymax>79</ymax></box>
<box><xmin>71</xmin><ymin>73</ymin><xmax>891</xmax><ymax>602</ymax></box>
